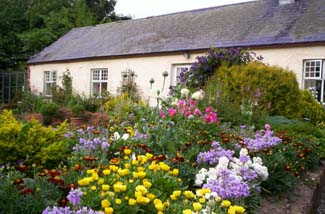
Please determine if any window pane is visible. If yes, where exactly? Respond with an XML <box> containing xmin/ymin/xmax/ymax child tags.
<box><xmin>93</xmin><ymin>70</ymin><xmax>100</xmax><ymax>80</ymax></box>
<box><xmin>306</xmin><ymin>61</ymin><xmax>310</xmax><ymax>66</ymax></box>
<box><xmin>316</xmin><ymin>61</ymin><xmax>321</xmax><ymax>66</ymax></box>
<box><xmin>101</xmin><ymin>82</ymin><xmax>108</xmax><ymax>96</ymax></box>
<box><xmin>101</xmin><ymin>70</ymin><xmax>108</xmax><ymax>80</ymax></box>
<box><xmin>305</xmin><ymin>72</ymin><xmax>309</xmax><ymax>78</ymax></box>
<box><xmin>305</xmin><ymin>79</ymin><xmax>322</xmax><ymax>102</ymax></box>
<box><xmin>45</xmin><ymin>83</ymin><xmax>52</xmax><ymax>96</ymax></box>
<box><xmin>311</xmin><ymin>61</ymin><xmax>315</xmax><ymax>66</ymax></box>
<box><xmin>51</xmin><ymin>71</ymin><xmax>57</xmax><ymax>82</ymax></box>
<box><xmin>93</xmin><ymin>83</ymin><xmax>100</xmax><ymax>95</ymax></box>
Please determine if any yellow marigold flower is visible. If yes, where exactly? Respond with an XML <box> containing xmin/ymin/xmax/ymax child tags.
<box><xmin>234</xmin><ymin>205</ymin><xmax>245</xmax><ymax>213</ymax></box>
<box><xmin>193</xmin><ymin>202</ymin><xmax>202</xmax><ymax>211</ymax></box>
<box><xmin>109</xmin><ymin>165</ymin><xmax>119</xmax><ymax>172</ymax></box>
<box><xmin>221</xmin><ymin>200</ymin><xmax>231</xmax><ymax>208</ymax></box>
<box><xmin>164</xmin><ymin>200</ymin><xmax>170</xmax><ymax>208</ymax></box>
<box><xmin>132</xmin><ymin>160</ymin><xmax>138</xmax><ymax>165</ymax></box>
<box><xmin>115</xmin><ymin>198</ymin><xmax>122</xmax><ymax>205</ymax></box>
<box><xmin>92</xmin><ymin>173</ymin><xmax>99</xmax><ymax>180</ymax></box>
<box><xmin>159</xmin><ymin>162</ymin><xmax>170</xmax><ymax>171</ymax></box>
<box><xmin>137</xmin><ymin>167</ymin><xmax>144</xmax><ymax>172</ymax></box>
<box><xmin>98</xmin><ymin>178</ymin><xmax>104</xmax><ymax>184</ymax></box>
<box><xmin>133</xmin><ymin>172</ymin><xmax>139</xmax><ymax>178</ymax></box>
<box><xmin>228</xmin><ymin>206</ymin><xmax>236</xmax><ymax>214</ymax></box>
<box><xmin>103</xmin><ymin>169</ymin><xmax>111</xmax><ymax>175</ymax></box>
<box><xmin>138</xmin><ymin>171</ymin><xmax>146</xmax><ymax>179</ymax></box>
<box><xmin>104</xmin><ymin>207</ymin><xmax>114</xmax><ymax>214</ymax></box>
<box><xmin>124</xmin><ymin>149</ymin><xmax>132</xmax><ymax>155</ymax></box>
<box><xmin>199</xmin><ymin>197</ymin><xmax>206</xmax><ymax>204</ymax></box>
<box><xmin>87</xmin><ymin>169</ymin><xmax>96</xmax><ymax>174</ymax></box>
<box><xmin>128</xmin><ymin>198</ymin><xmax>137</xmax><ymax>206</ymax></box>
<box><xmin>129</xmin><ymin>179</ymin><xmax>134</xmax><ymax>183</ymax></box>
<box><xmin>149</xmin><ymin>162</ymin><xmax>160</xmax><ymax>171</ymax></box>
<box><xmin>153</xmin><ymin>199</ymin><xmax>162</xmax><ymax>205</ymax></box>
<box><xmin>125</xmin><ymin>163</ymin><xmax>131</xmax><ymax>169</ymax></box>
<box><xmin>145</xmin><ymin>153</ymin><xmax>153</xmax><ymax>159</ymax></box>
<box><xmin>118</xmin><ymin>168</ymin><xmax>129</xmax><ymax>176</ymax></box>
<box><xmin>183</xmin><ymin>209</ymin><xmax>192</xmax><ymax>214</ymax></box>
<box><xmin>183</xmin><ymin>191</ymin><xmax>196</xmax><ymax>199</ymax></box>
<box><xmin>170</xmin><ymin>195</ymin><xmax>177</xmax><ymax>201</ymax></box>
<box><xmin>147</xmin><ymin>193</ymin><xmax>156</xmax><ymax>200</ymax></box>
<box><xmin>91</xmin><ymin>185</ymin><xmax>97</xmax><ymax>191</ymax></box>
<box><xmin>173</xmin><ymin>190</ymin><xmax>182</xmax><ymax>197</ymax></box>
<box><xmin>101</xmin><ymin>199</ymin><xmax>111</xmax><ymax>208</ymax></box>
<box><xmin>216</xmin><ymin>196</ymin><xmax>222</xmax><ymax>202</ymax></box>
<box><xmin>135</xmin><ymin>185</ymin><xmax>148</xmax><ymax>194</ymax></box>
<box><xmin>143</xmin><ymin>180</ymin><xmax>152</xmax><ymax>188</ymax></box>
<box><xmin>102</xmin><ymin>184</ymin><xmax>110</xmax><ymax>191</ymax></box>
<box><xmin>154</xmin><ymin>202</ymin><xmax>164</xmax><ymax>211</ymax></box>
<box><xmin>172</xmin><ymin>168</ymin><xmax>179</xmax><ymax>176</ymax></box>
<box><xmin>108</xmin><ymin>191</ymin><xmax>115</xmax><ymax>197</ymax></box>
<box><xmin>157</xmin><ymin>212</ymin><xmax>164</xmax><ymax>214</ymax></box>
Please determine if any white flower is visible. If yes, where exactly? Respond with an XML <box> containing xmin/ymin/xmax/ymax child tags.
<box><xmin>180</xmin><ymin>88</ymin><xmax>190</xmax><ymax>98</ymax></box>
<box><xmin>253</xmin><ymin>157</ymin><xmax>263</xmax><ymax>165</ymax></box>
<box><xmin>122</xmin><ymin>133</ymin><xmax>129</xmax><ymax>140</ymax></box>
<box><xmin>191</xmin><ymin>90</ymin><xmax>205</xmax><ymax>100</ymax></box>
<box><xmin>218</xmin><ymin>157</ymin><xmax>229</xmax><ymax>168</ymax></box>
<box><xmin>111</xmin><ymin>132</ymin><xmax>121</xmax><ymax>140</ymax></box>
<box><xmin>240</xmin><ymin>148</ymin><xmax>248</xmax><ymax>156</ymax></box>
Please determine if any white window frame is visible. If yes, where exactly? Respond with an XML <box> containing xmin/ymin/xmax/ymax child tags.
<box><xmin>91</xmin><ymin>68</ymin><xmax>108</xmax><ymax>97</ymax></box>
<box><xmin>303</xmin><ymin>59</ymin><xmax>324</xmax><ymax>103</ymax></box>
<box><xmin>44</xmin><ymin>71</ymin><xmax>56</xmax><ymax>97</ymax></box>
<box><xmin>171</xmin><ymin>64</ymin><xmax>192</xmax><ymax>86</ymax></box>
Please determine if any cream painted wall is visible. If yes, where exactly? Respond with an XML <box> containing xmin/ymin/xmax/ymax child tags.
<box><xmin>29</xmin><ymin>45</ymin><xmax>325</xmax><ymax>105</ymax></box>
<box><xmin>29</xmin><ymin>52</ymin><xmax>205</xmax><ymax>105</ymax></box>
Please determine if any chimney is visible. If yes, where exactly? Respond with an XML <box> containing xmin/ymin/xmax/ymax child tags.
<box><xmin>279</xmin><ymin>0</ymin><xmax>296</xmax><ymax>5</ymax></box>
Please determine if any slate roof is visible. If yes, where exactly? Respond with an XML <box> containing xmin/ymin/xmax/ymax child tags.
<box><xmin>28</xmin><ymin>0</ymin><xmax>325</xmax><ymax>64</ymax></box>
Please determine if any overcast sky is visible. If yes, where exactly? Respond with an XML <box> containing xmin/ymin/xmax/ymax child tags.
<box><xmin>115</xmin><ymin>0</ymin><xmax>256</xmax><ymax>19</ymax></box>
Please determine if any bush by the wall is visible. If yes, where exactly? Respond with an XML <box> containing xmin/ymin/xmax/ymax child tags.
<box><xmin>39</xmin><ymin>102</ymin><xmax>59</xmax><ymax>125</ymax></box>
<box><xmin>0</xmin><ymin>110</ymin><xmax>69</xmax><ymax>167</ymax></box>
<box><xmin>300</xmin><ymin>90</ymin><xmax>325</xmax><ymax>123</ymax></box>
<box><xmin>207</xmin><ymin>63</ymin><xmax>302</xmax><ymax>119</ymax></box>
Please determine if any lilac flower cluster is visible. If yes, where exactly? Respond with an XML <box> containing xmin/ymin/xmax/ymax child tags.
<box><xmin>42</xmin><ymin>206</ymin><xmax>99</xmax><ymax>214</ymax></box>
<box><xmin>243</xmin><ymin>129</ymin><xmax>282</xmax><ymax>151</ymax></box>
<box><xmin>203</xmin><ymin>168</ymin><xmax>250</xmax><ymax>199</ymax></box>
<box><xmin>72</xmin><ymin>137</ymin><xmax>109</xmax><ymax>152</ymax></box>
<box><xmin>196</xmin><ymin>141</ymin><xmax>234</xmax><ymax>165</ymax></box>
<box><xmin>67</xmin><ymin>188</ymin><xmax>83</xmax><ymax>206</ymax></box>
<box><xmin>195</xmin><ymin>146</ymin><xmax>268</xmax><ymax>200</ymax></box>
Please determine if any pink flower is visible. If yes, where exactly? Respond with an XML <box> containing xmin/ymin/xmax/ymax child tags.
<box><xmin>265</xmin><ymin>124</ymin><xmax>271</xmax><ymax>131</ymax></box>
<box><xmin>185</xmin><ymin>111</ymin><xmax>192</xmax><ymax>118</ymax></box>
<box><xmin>169</xmin><ymin>108</ymin><xmax>177</xmax><ymax>117</ymax></box>
<box><xmin>194</xmin><ymin>108</ymin><xmax>203</xmax><ymax>116</ymax></box>
<box><xmin>177</xmin><ymin>100</ymin><xmax>187</xmax><ymax>114</ymax></box>
<box><xmin>189</xmin><ymin>99</ymin><xmax>196</xmax><ymax>109</ymax></box>
<box><xmin>159</xmin><ymin>111</ymin><xmax>166</xmax><ymax>118</ymax></box>
<box><xmin>205</xmin><ymin>112</ymin><xmax>220</xmax><ymax>124</ymax></box>
<box><xmin>205</xmin><ymin>106</ymin><xmax>213</xmax><ymax>113</ymax></box>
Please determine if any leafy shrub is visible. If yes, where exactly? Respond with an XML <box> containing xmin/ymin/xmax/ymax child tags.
<box><xmin>209</xmin><ymin>63</ymin><xmax>302</xmax><ymax>119</ymax></box>
<box><xmin>71</xmin><ymin>103</ymin><xmax>86</xmax><ymax>118</ymax></box>
<box><xmin>0</xmin><ymin>110</ymin><xmax>69</xmax><ymax>167</ymax></box>
<box><xmin>300</xmin><ymin>90</ymin><xmax>325</xmax><ymax>123</ymax></box>
<box><xmin>39</xmin><ymin>102</ymin><xmax>59</xmax><ymax>125</ymax></box>
<box><xmin>17</xmin><ymin>91</ymin><xmax>45</xmax><ymax>113</ymax></box>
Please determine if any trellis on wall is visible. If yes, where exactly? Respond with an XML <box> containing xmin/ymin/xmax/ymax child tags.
<box><xmin>0</xmin><ymin>72</ymin><xmax>26</xmax><ymax>104</ymax></box>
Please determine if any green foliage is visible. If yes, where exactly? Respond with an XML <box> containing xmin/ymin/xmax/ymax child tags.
<box><xmin>0</xmin><ymin>0</ymin><xmax>130</xmax><ymax>72</ymax></box>
<box><xmin>18</xmin><ymin>91</ymin><xmax>45</xmax><ymax>113</ymax></box>
<box><xmin>40</xmin><ymin>102</ymin><xmax>59</xmax><ymax>125</ymax></box>
<box><xmin>71</xmin><ymin>103</ymin><xmax>86</xmax><ymax>118</ymax></box>
<box><xmin>209</xmin><ymin>63</ymin><xmax>302</xmax><ymax>119</ymax></box>
<box><xmin>300</xmin><ymin>90</ymin><xmax>325</xmax><ymax>123</ymax></box>
<box><xmin>118</xmin><ymin>69</ymin><xmax>141</xmax><ymax>103</ymax></box>
<box><xmin>0</xmin><ymin>170</ymin><xmax>62</xmax><ymax>214</ymax></box>
<box><xmin>0</xmin><ymin>110</ymin><xmax>69</xmax><ymax>167</ymax></box>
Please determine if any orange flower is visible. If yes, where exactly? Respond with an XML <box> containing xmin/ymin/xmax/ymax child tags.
<box><xmin>110</xmin><ymin>157</ymin><xmax>120</xmax><ymax>165</ymax></box>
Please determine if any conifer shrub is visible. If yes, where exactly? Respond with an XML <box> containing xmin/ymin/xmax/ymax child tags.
<box><xmin>207</xmin><ymin>63</ymin><xmax>302</xmax><ymax>119</ymax></box>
